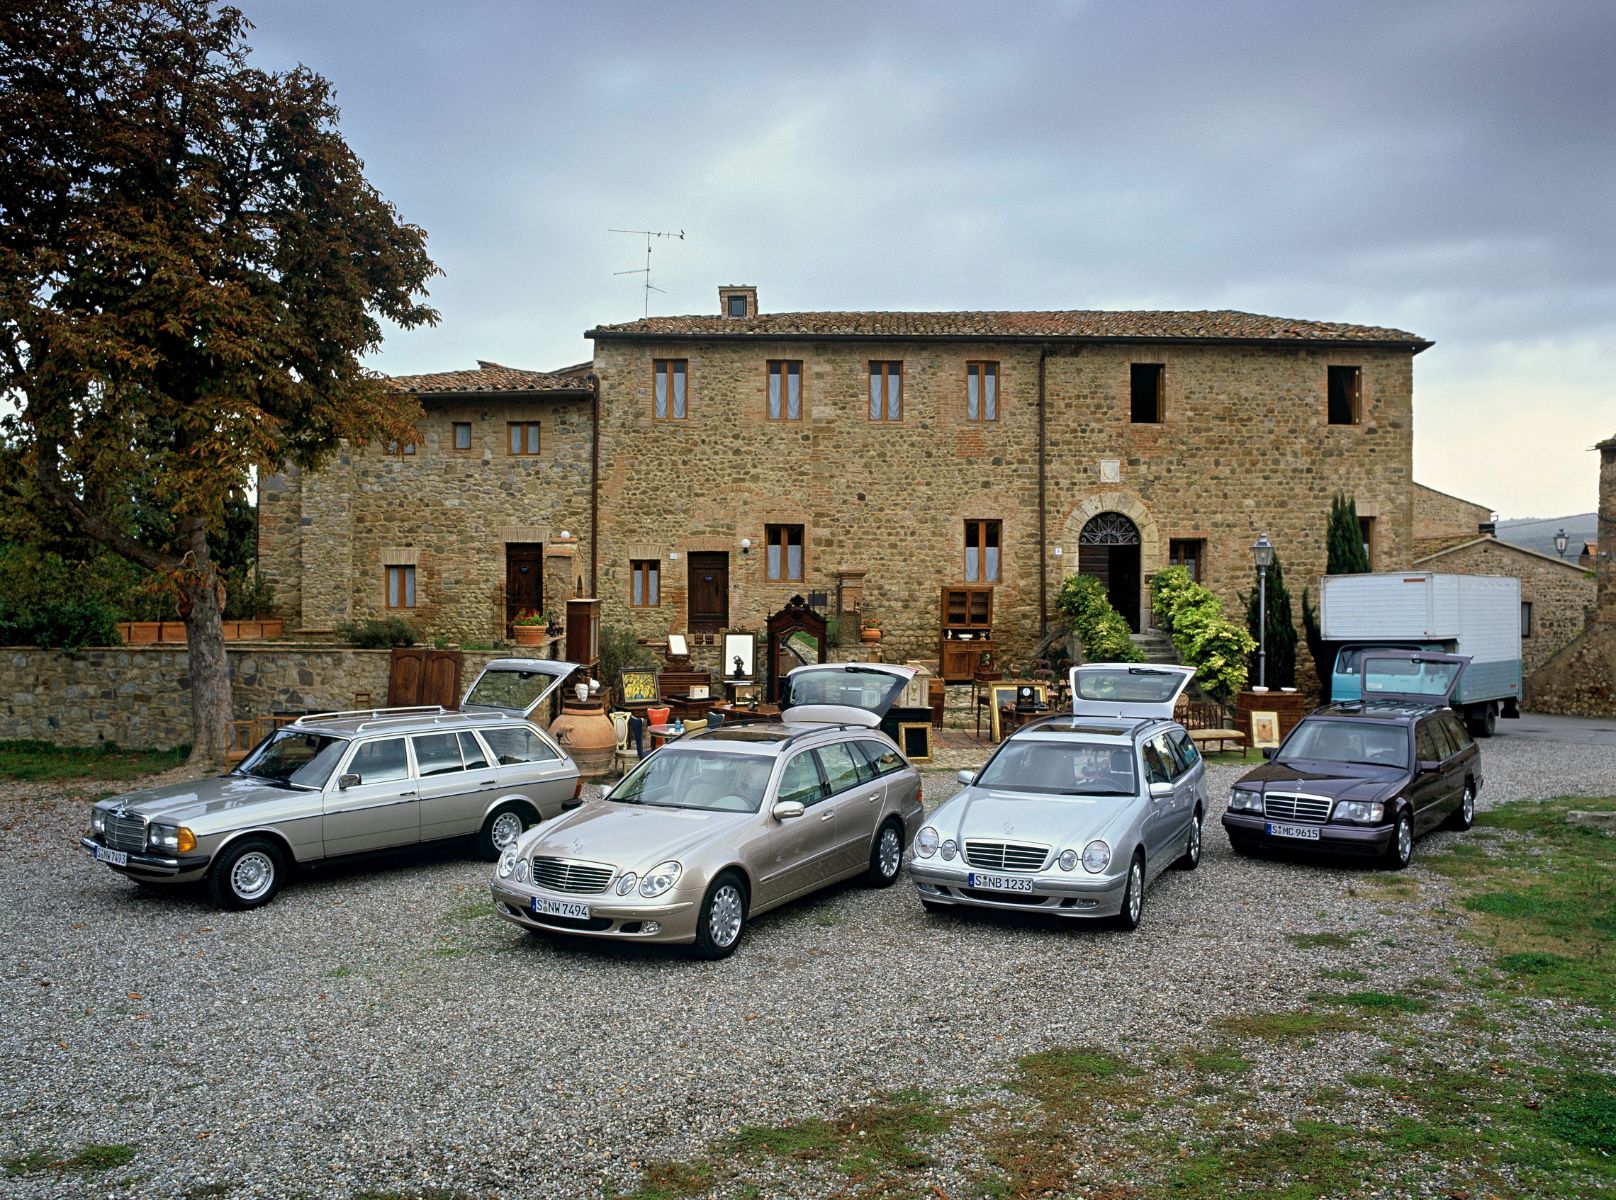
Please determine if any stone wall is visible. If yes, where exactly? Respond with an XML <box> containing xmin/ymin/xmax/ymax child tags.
<box><xmin>591</xmin><ymin>337</ymin><xmax>1417</xmax><ymax>675</ymax></box>
<box><xmin>0</xmin><ymin>645</ymin><xmax>511</xmax><ymax>748</ymax></box>
<box><xmin>257</xmin><ymin>394</ymin><xmax>595</xmax><ymax>644</ymax></box>
<box><xmin>1412</xmin><ymin>482</ymin><xmax>1491</xmax><ymax>556</ymax></box>
<box><xmin>1413</xmin><ymin>537</ymin><xmax>1595</xmax><ymax>680</ymax></box>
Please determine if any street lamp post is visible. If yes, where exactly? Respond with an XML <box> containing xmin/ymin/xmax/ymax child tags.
<box><xmin>1554</xmin><ymin>528</ymin><xmax>1569</xmax><ymax>557</ymax></box>
<box><xmin>1252</xmin><ymin>534</ymin><xmax>1274</xmax><ymax>689</ymax></box>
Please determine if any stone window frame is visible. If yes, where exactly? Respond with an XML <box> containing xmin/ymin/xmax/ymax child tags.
<box><xmin>765</xmin><ymin>524</ymin><xmax>805</xmax><ymax>582</ymax></box>
<box><xmin>507</xmin><ymin>421</ymin><xmax>541</xmax><ymax>456</ymax></box>
<box><xmin>964</xmin><ymin>519</ymin><xmax>1002</xmax><ymax>583</ymax></box>
<box><xmin>965</xmin><ymin>361</ymin><xmax>998</xmax><ymax>422</ymax></box>
<box><xmin>653</xmin><ymin>358</ymin><xmax>689</xmax><ymax>420</ymax></box>
<box><xmin>1359</xmin><ymin>515</ymin><xmax>1376</xmax><ymax>568</ymax></box>
<box><xmin>1521</xmin><ymin>600</ymin><xmax>1533</xmax><ymax>639</ymax></box>
<box><xmin>868</xmin><ymin>360</ymin><xmax>903</xmax><ymax>422</ymax></box>
<box><xmin>767</xmin><ymin>360</ymin><xmax>803</xmax><ymax>421</ymax></box>
<box><xmin>1327</xmin><ymin>365</ymin><xmax>1364</xmax><ymax>426</ymax></box>
<box><xmin>385</xmin><ymin>564</ymin><xmax>417</xmax><ymax>609</ymax></box>
<box><xmin>630</xmin><ymin>559</ymin><xmax>661</xmax><ymax>608</ymax></box>
<box><xmin>452</xmin><ymin>421</ymin><xmax>474</xmax><ymax>452</ymax></box>
<box><xmin>1129</xmin><ymin>363</ymin><xmax>1165</xmax><ymax>424</ymax></box>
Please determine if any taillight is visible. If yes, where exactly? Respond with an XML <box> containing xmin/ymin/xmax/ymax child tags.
<box><xmin>572</xmin><ymin>777</ymin><xmax>584</xmax><ymax>800</ymax></box>
<box><xmin>917</xmin><ymin>781</ymin><xmax>923</xmax><ymax>808</ymax></box>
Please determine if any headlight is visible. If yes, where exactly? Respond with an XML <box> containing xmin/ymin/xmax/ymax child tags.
<box><xmin>1058</xmin><ymin>849</ymin><xmax>1078</xmax><ymax>872</ymax></box>
<box><xmin>1335</xmin><ymin>800</ymin><xmax>1385</xmax><ymax>824</ymax></box>
<box><xmin>615</xmin><ymin>872</ymin><xmax>640</xmax><ymax>896</ymax></box>
<box><xmin>916</xmin><ymin>827</ymin><xmax>939</xmax><ymax>858</ymax></box>
<box><xmin>638</xmin><ymin>861</ymin><xmax>682</xmax><ymax>898</ymax></box>
<box><xmin>513</xmin><ymin>858</ymin><xmax>529</xmax><ymax>883</ymax></box>
<box><xmin>497</xmin><ymin>844</ymin><xmax>519</xmax><ymax>878</ymax></box>
<box><xmin>1081</xmin><ymin>840</ymin><xmax>1111</xmax><ymax>874</ymax></box>
<box><xmin>940</xmin><ymin>839</ymin><xmax>957</xmax><ymax>861</ymax></box>
<box><xmin>1228</xmin><ymin>789</ymin><xmax>1261</xmax><ymax>812</ymax></box>
<box><xmin>91</xmin><ymin>809</ymin><xmax>106</xmax><ymax>835</ymax></box>
<box><xmin>148</xmin><ymin>823</ymin><xmax>193</xmax><ymax>852</ymax></box>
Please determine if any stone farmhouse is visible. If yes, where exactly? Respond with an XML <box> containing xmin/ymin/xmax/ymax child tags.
<box><xmin>258</xmin><ymin>285</ymin><xmax>1561</xmax><ymax>686</ymax></box>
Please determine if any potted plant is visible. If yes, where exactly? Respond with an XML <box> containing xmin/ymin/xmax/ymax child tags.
<box><xmin>512</xmin><ymin>608</ymin><xmax>551</xmax><ymax>647</ymax></box>
<box><xmin>861</xmin><ymin>618</ymin><xmax>882</xmax><ymax>644</ymax></box>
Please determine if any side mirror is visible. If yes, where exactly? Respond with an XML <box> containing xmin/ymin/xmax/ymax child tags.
<box><xmin>561</xmin><ymin>797</ymin><xmax>583</xmax><ymax>811</ymax></box>
<box><xmin>338</xmin><ymin>772</ymin><xmax>360</xmax><ymax>789</ymax></box>
<box><xmin>1148</xmin><ymin>781</ymin><xmax>1174</xmax><ymax>799</ymax></box>
<box><xmin>1417</xmin><ymin>759</ymin><xmax>1441</xmax><ymax>775</ymax></box>
<box><xmin>771</xmin><ymin>800</ymin><xmax>806</xmax><ymax>821</ymax></box>
<box><xmin>1261</xmin><ymin>748</ymin><xmax>1276</xmax><ymax>761</ymax></box>
<box><xmin>956</xmin><ymin>769</ymin><xmax>978</xmax><ymax>786</ymax></box>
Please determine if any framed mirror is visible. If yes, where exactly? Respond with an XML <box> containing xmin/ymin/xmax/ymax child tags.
<box><xmin>723</xmin><ymin>632</ymin><xmax>755</xmax><ymax>681</ymax></box>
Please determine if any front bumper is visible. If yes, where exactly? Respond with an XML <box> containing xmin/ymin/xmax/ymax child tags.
<box><xmin>490</xmin><ymin>879</ymin><xmax>699</xmax><ymax>943</ymax></box>
<box><xmin>80</xmin><ymin>836</ymin><xmax>209</xmax><ymax>883</ymax></box>
<box><xmin>908</xmin><ymin>858</ymin><xmax>1128</xmax><ymax>919</ymax></box>
<box><xmin>1220</xmin><ymin>812</ymin><xmax>1393</xmax><ymax>858</ymax></box>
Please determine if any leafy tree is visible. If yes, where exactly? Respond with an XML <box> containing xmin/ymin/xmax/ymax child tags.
<box><xmin>1327</xmin><ymin>493</ymin><xmax>1371</xmax><ymax>574</ymax></box>
<box><xmin>1244</xmin><ymin>550</ymin><xmax>1297</xmax><ymax>689</ymax></box>
<box><xmin>0</xmin><ymin>1</ymin><xmax>437</xmax><ymax>764</ymax></box>
<box><xmin>1301</xmin><ymin>586</ymin><xmax>1330</xmax><ymax>702</ymax></box>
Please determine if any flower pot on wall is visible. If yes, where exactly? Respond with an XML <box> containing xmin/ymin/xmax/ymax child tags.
<box><xmin>861</xmin><ymin>627</ymin><xmax>882</xmax><ymax>644</ymax></box>
<box><xmin>126</xmin><ymin>622</ymin><xmax>161</xmax><ymax>644</ymax></box>
<box><xmin>512</xmin><ymin>626</ymin><xmax>550</xmax><ymax>647</ymax></box>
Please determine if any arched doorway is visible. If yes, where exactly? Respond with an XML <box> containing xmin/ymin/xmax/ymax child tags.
<box><xmin>1078</xmin><ymin>512</ymin><xmax>1142</xmax><ymax>632</ymax></box>
<box><xmin>765</xmin><ymin>595</ymin><xmax>827</xmax><ymax>703</ymax></box>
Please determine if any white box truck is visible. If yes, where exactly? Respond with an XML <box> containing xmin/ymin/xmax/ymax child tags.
<box><xmin>1319</xmin><ymin>572</ymin><xmax>1522</xmax><ymax>737</ymax></box>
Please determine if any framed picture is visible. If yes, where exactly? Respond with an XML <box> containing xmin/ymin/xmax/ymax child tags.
<box><xmin>988</xmin><ymin>682</ymin><xmax>1049</xmax><ymax>742</ymax></box>
<box><xmin>897</xmin><ymin>722</ymin><xmax>933</xmax><ymax>763</ymax></box>
<box><xmin>722</xmin><ymin>632</ymin><xmax>755</xmax><ymax>681</ymax></box>
<box><xmin>667</xmin><ymin>633</ymin><xmax>689</xmax><ymax>658</ymax></box>
<box><xmin>619</xmin><ymin>667</ymin><xmax>661</xmax><ymax>706</ymax></box>
<box><xmin>1251</xmin><ymin>710</ymin><xmax>1281</xmax><ymax>749</ymax></box>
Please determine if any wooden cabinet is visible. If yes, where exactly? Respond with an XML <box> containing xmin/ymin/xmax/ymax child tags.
<box><xmin>939</xmin><ymin>586</ymin><xmax>994</xmax><ymax>683</ymax></box>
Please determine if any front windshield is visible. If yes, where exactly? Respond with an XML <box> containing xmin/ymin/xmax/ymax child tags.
<box><xmin>1276</xmin><ymin>719</ymin><xmax>1410</xmax><ymax>769</ymax></box>
<box><xmin>974</xmin><ymin>739</ymin><xmax>1138</xmax><ymax>796</ymax></box>
<box><xmin>236</xmin><ymin>729</ymin><xmax>349</xmax><ymax>789</ymax></box>
<box><xmin>462</xmin><ymin>667</ymin><xmax>566</xmax><ymax>714</ymax></box>
<box><xmin>1072</xmin><ymin>667</ymin><xmax>1185</xmax><ymax>704</ymax></box>
<box><xmin>608</xmin><ymin>748</ymin><xmax>774</xmax><ymax>813</ymax></box>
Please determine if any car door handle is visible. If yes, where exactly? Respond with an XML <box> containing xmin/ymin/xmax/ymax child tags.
<box><xmin>398</xmin><ymin>790</ymin><xmax>417</xmax><ymax>798</ymax></box>
<box><xmin>820</xmin><ymin>811</ymin><xmax>836</xmax><ymax>821</ymax></box>
<box><xmin>479</xmin><ymin>779</ymin><xmax>497</xmax><ymax>786</ymax></box>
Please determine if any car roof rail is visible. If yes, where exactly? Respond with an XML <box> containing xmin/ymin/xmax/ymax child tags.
<box><xmin>294</xmin><ymin>705</ymin><xmax>448</xmax><ymax>726</ymax></box>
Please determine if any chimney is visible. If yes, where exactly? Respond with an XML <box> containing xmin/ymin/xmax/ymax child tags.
<box><xmin>719</xmin><ymin>285</ymin><xmax>757</xmax><ymax>319</ymax></box>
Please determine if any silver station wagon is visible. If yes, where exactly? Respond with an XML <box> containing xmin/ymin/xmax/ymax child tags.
<box><xmin>82</xmin><ymin>660</ymin><xmax>581</xmax><ymax>909</ymax></box>
<box><xmin>911</xmin><ymin>664</ymin><xmax>1207</xmax><ymax>930</ymax></box>
<box><xmin>491</xmin><ymin>662</ymin><xmax>925</xmax><ymax>958</ymax></box>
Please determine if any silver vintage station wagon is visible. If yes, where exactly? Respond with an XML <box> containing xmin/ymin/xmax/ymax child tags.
<box><xmin>910</xmin><ymin>664</ymin><xmax>1207</xmax><ymax>930</ymax></box>
<box><xmin>82</xmin><ymin>659</ymin><xmax>582</xmax><ymax>909</ymax></box>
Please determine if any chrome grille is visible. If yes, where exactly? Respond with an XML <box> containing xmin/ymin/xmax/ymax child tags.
<box><xmin>531</xmin><ymin>857</ymin><xmax>613</xmax><ymax>895</ymax></box>
<box><xmin>963</xmin><ymin>840</ymin><xmax>1049</xmax><ymax>873</ymax></box>
<box><xmin>104</xmin><ymin>812</ymin><xmax>147</xmax><ymax>852</ymax></box>
<box><xmin>1262</xmin><ymin>792</ymin><xmax>1333</xmax><ymax>822</ymax></box>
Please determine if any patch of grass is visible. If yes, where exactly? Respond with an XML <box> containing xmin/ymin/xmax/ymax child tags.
<box><xmin>608</xmin><ymin>1160</ymin><xmax>715</xmax><ymax>1200</ymax></box>
<box><xmin>1317</xmin><ymin>967</ymin><xmax>1368</xmax><ymax>982</ymax></box>
<box><xmin>1159</xmin><ymin>1118</ymin><xmax>1375</xmax><ymax>1199</ymax></box>
<box><xmin>1287</xmin><ymin>930</ymin><xmax>1360</xmax><ymax>949</ymax></box>
<box><xmin>0</xmin><ymin>739</ymin><xmax>186</xmax><ymax>782</ymax></box>
<box><xmin>1213</xmin><ymin>1009</ymin><xmax>1362</xmax><ymax>1040</ymax></box>
<box><xmin>326</xmin><ymin>965</ymin><xmax>357</xmax><ymax>979</ymax></box>
<box><xmin>1012</xmin><ymin>1046</ymin><xmax>1140</xmax><ymax>1106</ymax></box>
<box><xmin>1312</xmin><ymin>990</ymin><xmax>1431</xmax><ymax>1014</ymax></box>
<box><xmin>4</xmin><ymin>1143</ymin><xmax>136</xmax><ymax>1176</ymax></box>
<box><xmin>441</xmin><ymin>900</ymin><xmax>494</xmax><ymax>924</ymax></box>
<box><xmin>729</xmin><ymin>1089</ymin><xmax>952</xmax><ymax>1179</ymax></box>
<box><xmin>1186</xmin><ymin>1046</ymin><xmax>1252</xmax><ymax>1076</ymax></box>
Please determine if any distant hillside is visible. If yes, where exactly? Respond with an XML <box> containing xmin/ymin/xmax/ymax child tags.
<box><xmin>1496</xmin><ymin>513</ymin><xmax>1597</xmax><ymax>559</ymax></box>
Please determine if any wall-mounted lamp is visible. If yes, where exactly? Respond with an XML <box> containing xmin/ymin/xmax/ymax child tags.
<box><xmin>1052</xmin><ymin>546</ymin><xmax>1064</xmax><ymax>558</ymax></box>
<box><xmin>740</xmin><ymin>537</ymin><xmax>751</xmax><ymax>555</ymax></box>
<box><xmin>559</xmin><ymin>529</ymin><xmax>572</xmax><ymax>542</ymax></box>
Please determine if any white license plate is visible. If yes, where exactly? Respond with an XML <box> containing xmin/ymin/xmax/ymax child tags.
<box><xmin>92</xmin><ymin>845</ymin><xmax>129</xmax><ymax>867</ymax></box>
<box><xmin>1266</xmin><ymin>822</ymin><xmax>1321</xmax><ymax>841</ymax></box>
<box><xmin>531</xmin><ymin>896</ymin><xmax>591</xmax><ymax>920</ymax></box>
<box><xmin>967</xmin><ymin>872</ymin><xmax>1035</xmax><ymax>893</ymax></box>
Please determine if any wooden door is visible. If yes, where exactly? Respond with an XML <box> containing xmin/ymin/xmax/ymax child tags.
<box><xmin>506</xmin><ymin>543</ymin><xmax>543</xmax><ymax>634</ymax></box>
<box><xmin>688</xmin><ymin>552</ymin><xmax>729</xmax><ymax>632</ymax></box>
<box><xmin>387</xmin><ymin>649</ymin><xmax>464</xmax><ymax>709</ymax></box>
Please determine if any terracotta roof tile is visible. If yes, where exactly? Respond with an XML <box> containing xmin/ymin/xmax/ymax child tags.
<box><xmin>386</xmin><ymin>361</ymin><xmax>591</xmax><ymax>395</ymax></box>
<box><xmin>587</xmin><ymin>308</ymin><xmax>1429</xmax><ymax>347</ymax></box>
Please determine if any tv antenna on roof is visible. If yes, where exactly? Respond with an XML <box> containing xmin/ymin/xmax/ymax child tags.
<box><xmin>610</xmin><ymin>228</ymin><xmax>685</xmax><ymax>317</ymax></box>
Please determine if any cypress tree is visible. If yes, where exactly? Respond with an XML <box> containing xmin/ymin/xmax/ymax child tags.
<box><xmin>1327</xmin><ymin>493</ymin><xmax>1371</xmax><ymax>574</ymax></box>
<box><xmin>1245</xmin><ymin>551</ymin><xmax>1298</xmax><ymax>689</ymax></box>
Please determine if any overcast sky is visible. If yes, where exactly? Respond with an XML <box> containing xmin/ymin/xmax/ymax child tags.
<box><xmin>246</xmin><ymin>0</ymin><xmax>1614</xmax><ymax>519</ymax></box>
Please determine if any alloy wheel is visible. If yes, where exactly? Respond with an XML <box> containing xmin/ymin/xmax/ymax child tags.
<box><xmin>231</xmin><ymin>851</ymin><xmax>276</xmax><ymax>902</ymax></box>
<box><xmin>1127</xmin><ymin>860</ymin><xmax>1143</xmax><ymax>924</ymax></box>
<box><xmin>878</xmin><ymin>826</ymin><xmax>902</xmax><ymax>879</ymax></box>
<box><xmin>490</xmin><ymin>810</ymin><xmax>525</xmax><ymax>850</ymax></box>
<box><xmin>708</xmin><ymin>884</ymin><xmax>744</xmax><ymax>948</ymax></box>
<box><xmin>1396</xmin><ymin>816</ymin><xmax>1413</xmax><ymax>864</ymax></box>
<box><xmin>1462</xmin><ymin>785</ymin><xmax>1474</xmax><ymax>825</ymax></box>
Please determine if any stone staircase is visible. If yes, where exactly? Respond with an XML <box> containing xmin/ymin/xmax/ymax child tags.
<box><xmin>1130</xmin><ymin>629</ymin><xmax>1178</xmax><ymax>664</ymax></box>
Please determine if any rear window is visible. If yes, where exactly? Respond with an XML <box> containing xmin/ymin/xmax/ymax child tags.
<box><xmin>481</xmin><ymin>725</ymin><xmax>560</xmax><ymax>766</ymax></box>
<box><xmin>1072</xmin><ymin>667</ymin><xmax>1185</xmax><ymax>704</ymax></box>
<box><xmin>856</xmin><ymin>739</ymin><xmax>906</xmax><ymax>777</ymax></box>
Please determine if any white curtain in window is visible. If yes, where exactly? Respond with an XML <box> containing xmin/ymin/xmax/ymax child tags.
<box><xmin>632</xmin><ymin>571</ymin><xmax>643</xmax><ymax>606</ymax></box>
<box><xmin>985</xmin><ymin>546</ymin><xmax>999</xmax><ymax>581</ymax></box>
<box><xmin>965</xmin><ymin>547</ymin><xmax>980</xmax><ymax>581</ymax></box>
<box><xmin>647</xmin><ymin>569</ymin><xmax>658</xmax><ymax>606</ymax></box>
<box><xmin>787</xmin><ymin>542</ymin><xmax>802</xmax><ymax>579</ymax></box>
<box><xmin>886</xmin><ymin>371</ymin><xmax>901</xmax><ymax>420</ymax></box>
<box><xmin>984</xmin><ymin>369</ymin><xmax>996</xmax><ymax>420</ymax></box>
<box><xmin>672</xmin><ymin>364</ymin><xmax>686</xmax><ymax>418</ymax></box>
<box><xmin>967</xmin><ymin>372</ymin><xmax>979</xmax><ymax>420</ymax></box>
<box><xmin>786</xmin><ymin>368</ymin><xmax>800</xmax><ymax>419</ymax></box>
<box><xmin>768</xmin><ymin>543</ymin><xmax>782</xmax><ymax>579</ymax></box>
<box><xmin>654</xmin><ymin>371</ymin><xmax>667</xmax><ymax>419</ymax></box>
<box><xmin>768</xmin><ymin>370</ymin><xmax>781</xmax><ymax>419</ymax></box>
<box><xmin>869</xmin><ymin>370</ymin><xmax>881</xmax><ymax>420</ymax></box>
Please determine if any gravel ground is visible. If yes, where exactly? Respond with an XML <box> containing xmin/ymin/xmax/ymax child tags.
<box><xmin>2</xmin><ymin>732</ymin><xmax>1613</xmax><ymax>1200</ymax></box>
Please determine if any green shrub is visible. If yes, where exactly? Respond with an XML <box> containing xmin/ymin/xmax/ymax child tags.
<box><xmin>1054</xmin><ymin>575</ymin><xmax>1144</xmax><ymax>663</ymax></box>
<box><xmin>0</xmin><ymin>546</ymin><xmax>122</xmax><ymax>648</ymax></box>
<box><xmin>335</xmin><ymin>616</ymin><xmax>417</xmax><ymax>648</ymax></box>
<box><xmin>1147</xmin><ymin>565</ymin><xmax>1255</xmax><ymax>702</ymax></box>
<box><xmin>599</xmin><ymin>623</ymin><xmax>655</xmax><ymax>693</ymax></box>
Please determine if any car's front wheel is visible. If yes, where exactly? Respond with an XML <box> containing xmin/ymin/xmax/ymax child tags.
<box><xmin>477</xmin><ymin>802</ymin><xmax>532</xmax><ymax>862</ymax></box>
<box><xmin>691</xmin><ymin>872</ymin><xmax>748</xmax><ymax>960</ymax></box>
<box><xmin>865</xmin><ymin>819</ymin><xmax>904</xmax><ymax>887</ymax></box>
<box><xmin>1173</xmin><ymin>809</ymin><xmax>1203</xmax><ymax>870</ymax></box>
<box><xmin>1444</xmin><ymin>782</ymin><xmax>1476</xmax><ymax>831</ymax></box>
<box><xmin>207</xmin><ymin>837</ymin><xmax>284</xmax><ymax>910</ymax></box>
<box><xmin>1384</xmin><ymin>811</ymin><xmax>1414</xmax><ymax>870</ymax></box>
<box><xmin>1115</xmin><ymin>852</ymin><xmax>1146</xmax><ymax>931</ymax></box>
